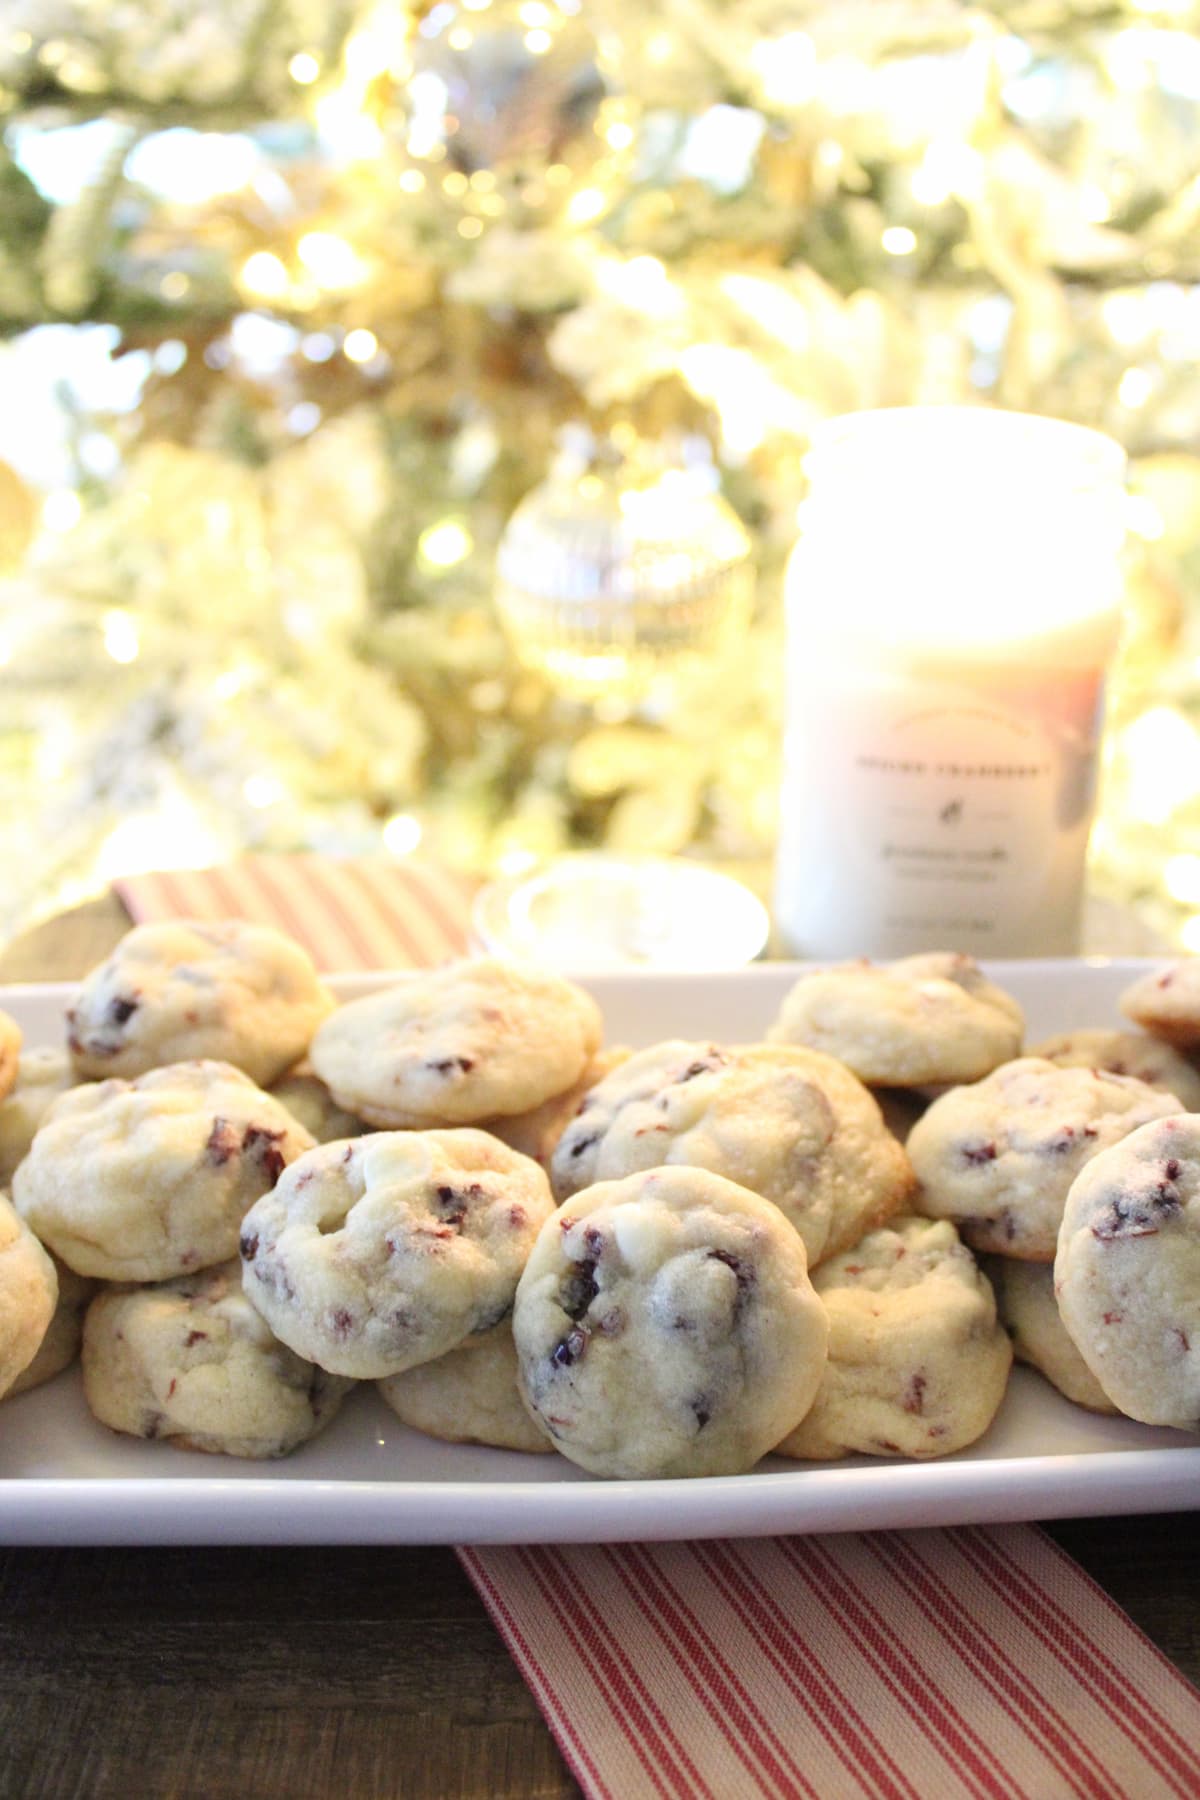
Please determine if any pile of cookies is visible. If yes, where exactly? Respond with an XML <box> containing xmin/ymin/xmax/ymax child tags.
<box><xmin>0</xmin><ymin>926</ymin><xmax>1197</xmax><ymax>1479</ymax></box>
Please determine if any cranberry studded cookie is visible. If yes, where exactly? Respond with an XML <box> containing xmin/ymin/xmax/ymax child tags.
<box><xmin>269</xmin><ymin>1061</ymin><xmax>366</xmax><ymax>1144</ymax></box>
<box><xmin>240</xmin><ymin>1129</ymin><xmax>555</xmax><ymax>1379</ymax></box>
<box><xmin>549</xmin><ymin>1040</ymin><xmax>912</xmax><ymax>1268</ymax></box>
<box><xmin>776</xmin><ymin>1217</ymin><xmax>1012</xmax><ymax>1461</ymax></box>
<box><xmin>513</xmin><ymin>1165</ymin><xmax>828</xmax><ymax>1479</ymax></box>
<box><xmin>82</xmin><ymin>1262</ymin><xmax>354</xmax><ymax>1458</ymax></box>
<box><xmin>2</xmin><ymin>1258</ymin><xmax>95</xmax><ymax>1400</ymax></box>
<box><xmin>377</xmin><ymin>1320</ymin><xmax>554</xmax><ymax>1454</ymax></box>
<box><xmin>0</xmin><ymin>1048</ymin><xmax>74</xmax><ymax>1184</ymax></box>
<box><xmin>1029</xmin><ymin>1029</ymin><xmax>1200</xmax><ymax>1111</ymax></box>
<box><xmin>1055</xmin><ymin>1113</ymin><xmax>1200</xmax><ymax>1430</ymax></box>
<box><xmin>985</xmin><ymin>1256</ymin><xmax>1116</xmax><ymax>1414</ymax></box>
<box><xmin>768</xmin><ymin>952</ymin><xmax>1024</xmax><ymax>1088</ymax></box>
<box><xmin>908</xmin><ymin>1059</ymin><xmax>1180</xmax><ymax>1261</ymax></box>
<box><xmin>12</xmin><ymin>1061</ymin><xmax>315</xmax><ymax>1282</ymax></box>
<box><xmin>0</xmin><ymin>1193</ymin><xmax>57</xmax><ymax>1398</ymax></box>
<box><xmin>308</xmin><ymin>956</ymin><xmax>603</xmax><ymax>1129</ymax></box>
<box><xmin>482</xmin><ymin>1047</ymin><xmax>631</xmax><ymax>1170</ymax></box>
<box><xmin>1119</xmin><ymin>960</ymin><xmax>1200</xmax><ymax>1050</ymax></box>
<box><xmin>67</xmin><ymin>919</ymin><xmax>335</xmax><ymax>1086</ymax></box>
<box><xmin>0</xmin><ymin>1009</ymin><xmax>20</xmax><ymax>1104</ymax></box>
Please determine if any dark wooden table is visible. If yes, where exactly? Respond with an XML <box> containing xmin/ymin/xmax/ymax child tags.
<box><xmin>0</xmin><ymin>896</ymin><xmax>1196</xmax><ymax>1800</ymax></box>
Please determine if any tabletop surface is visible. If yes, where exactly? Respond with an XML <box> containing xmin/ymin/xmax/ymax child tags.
<box><xmin>1</xmin><ymin>893</ymin><xmax>1197</xmax><ymax>1800</ymax></box>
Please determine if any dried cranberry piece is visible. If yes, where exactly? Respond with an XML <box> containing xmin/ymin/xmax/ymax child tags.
<box><xmin>560</xmin><ymin>1260</ymin><xmax>598</xmax><ymax>1322</ymax></box>
<box><xmin>961</xmin><ymin>1140</ymin><xmax>998</xmax><ymax>1167</ymax></box>
<box><xmin>551</xmin><ymin>1326</ymin><xmax>588</xmax><ymax>1368</ymax></box>
<box><xmin>435</xmin><ymin>1181</ymin><xmax>483</xmax><ymax>1229</ymax></box>
<box><xmin>707</xmin><ymin>1247</ymin><xmax>755</xmax><ymax>1318</ymax></box>
<box><xmin>243</xmin><ymin>1124</ymin><xmax>287</xmax><ymax>1185</ymax></box>
<box><xmin>239</xmin><ymin>1230</ymin><xmax>259</xmax><ymax>1261</ymax></box>
<box><xmin>205</xmin><ymin>1117</ymin><xmax>240</xmax><ymax>1165</ymax></box>
<box><xmin>106</xmin><ymin>995</ymin><xmax>139</xmax><ymax>1027</ymax></box>
<box><xmin>676</xmin><ymin>1052</ymin><xmax>726</xmax><ymax>1084</ymax></box>
<box><xmin>426</xmin><ymin>1055</ymin><xmax>476</xmax><ymax>1076</ymax></box>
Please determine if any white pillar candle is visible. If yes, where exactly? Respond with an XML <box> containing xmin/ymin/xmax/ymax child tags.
<box><xmin>774</xmin><ymin>408</ymin><xmax>1127</xmax><ymax>959</ymax></box>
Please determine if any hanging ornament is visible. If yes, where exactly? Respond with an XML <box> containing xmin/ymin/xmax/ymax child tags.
<box><xmin>396</xmin><ymin>0</ymin><xmax>637</xmax><ymax>231</ymax></box>
<box><xmin>494</xmin><ymin>430</ymin><xmax>755</xmax><ymax>705</ymax></box>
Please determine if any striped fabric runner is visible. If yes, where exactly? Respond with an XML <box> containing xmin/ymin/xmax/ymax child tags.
<box><xmin>115</xmin><ymin>854</ymin><xmax>1200</xmax><ymax>1800</ymax></box>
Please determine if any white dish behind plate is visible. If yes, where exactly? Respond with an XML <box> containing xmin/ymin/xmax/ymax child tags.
<box><xmin>1</xmin><ymin>959</ymin><xmax>1197</xmax><ymax>1545</ymax></box>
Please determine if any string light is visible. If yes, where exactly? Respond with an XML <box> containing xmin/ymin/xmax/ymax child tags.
<box><xmin>243</xmin><ymin>774</ymin><xmax>285</xmax><ymax>808</ymax></box>
<box><xmin>296</xmin><ymin>232</ymin><xmax>369</xmax><ymax>289</ymax></box>
<box><xmin>564</xmin><ymin>186</ymin><xmax>607</xmax><ymax>225</ymax></box>
<box><xmin>42</xmin><ymin>492</ymin><xmax>82</xmax><ymax>532</ymax></box>
<box><xmin>1164</xmin><ymin>854</ymin><xmax>1200</xmax><ymax>904</ymax></box>
<box><xmin>240</xmin><ymin>252</ymin><xmax>290</xmax><ymax>300</ymax></box>
<box><xmin>1118</xmin><ymin>367</ymin><xmax>1153</xmax><ymax>406</ymax></box>
<box><xmin>343</xmin><ymin>328</ymin><xmax>379</xmax><ymax>363</ymax></box>
<box><xmin>751</xmin><ymin>32</ymin><xmax>816</xmax><ymax>107</ymax></box>
<box><xmin>419</xmin><ymin>520</ymin><xmax>473</xmax><ymax>566</ymax></box>
<box><xmin>102</xmin><ymin>610</ymin><xmax>139</xmax><ymax>663</ymax></box>
<box><xmin>881</xmin><ymin>226</ymin><xmax>918</xmax><ymax>255</ymax></box>
<box><xmin>383</xmin><ymin>813</ymin><xmax>423</xmax><ymax>855</ymax></box>
<box><xmin>288</xmin><ymin>52</ymin><xmax>321</xmax><ymax>84</ymax></box>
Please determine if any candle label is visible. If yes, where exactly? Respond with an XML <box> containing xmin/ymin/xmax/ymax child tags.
<box><xmin>775</xmin><ymin>670</ymin><xmax>1105</xmax><ymax>957</ymax></box>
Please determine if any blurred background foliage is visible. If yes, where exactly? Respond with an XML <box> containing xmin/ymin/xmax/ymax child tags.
<box><xmin>2</xmin><ymin>0</ymin><xmax>1200</xmax><ymax>945</ymax></box>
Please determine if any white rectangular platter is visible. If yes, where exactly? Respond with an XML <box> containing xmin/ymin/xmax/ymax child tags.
<box><xmin>1</xmin><ymin>959</ymin><xmax>1198</xmax><ymax>1545</ymax></box>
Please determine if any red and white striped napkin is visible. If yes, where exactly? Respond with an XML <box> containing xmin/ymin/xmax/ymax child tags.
<box><xmin>117</xmin><ymin>855</ymin><xmax>1200</xmax><ymax>1800</ymax></box>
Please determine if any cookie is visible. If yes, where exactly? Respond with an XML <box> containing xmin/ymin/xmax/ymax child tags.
<box><xmin>550</xmin><ymin>1040</ymin><xmax>912</xmax><ymax>1267</ymax></box>
<box><xmin>269</xmin><ymin>1061</ymin><xmax>366</xmax><ymax>1143</ymax></box>
<box><xmin>309</xmin><ymin>956</ymin><xmax>603</xmax><ymax>1129</ymax></box>
<box><xmin>0</xmin><ymin>1048</ymin><xmax>74</xmax><ymax>1184</ymax></box>
<box><xmin>1055</xmin><ymin>1113</ymin><xmax>1200</xmax><ymax>1429</ymax></box>
<box><xmin>82</xmin><ymin>1262</ymin><xmax>354</xmax><ymax>1458</ymax></box>
<box><xmin>908</xmin><ymin>1059</ymin><xmax>1180</xmax><ymax>1261</ymax></box>
<box><xmin>0</xmin><ymin>1192</ymin><xmax>57</xmax><ymax>1398</ymax></box>
<box><xmin>377</xmin><ymin>1320</ymin><xmax>554</xmax><ymax>1454</ymax></box>
<box><xmin>1119</xmin><ymin>961</ymin><xmax>1200</xmax><ymax>1050</ymax></box>
<box><xmin>873</xmin><ymin>1088</ymin><xmax>928</xmax><ymax>1146</ymax></box>
<box><xmin>513</xmin><ymin>1165</ymin><xmax>828</xmax><ymax>1479</ymax></box>
<box><xmin>240</xmin><ymin>1129</ymin><xmax>555</xmax><ymax>1379</ymax></box>
<box><xmin>776</xmin><ymin>1217</ymin><xmax>1012</xmax><ymax>1461</ymax></box>
<box><xmin>12</xmin><ymin>1061</ymin><xmax>315</xmax><ymax>1282</ymax></box>
<box><xmin>1030</xmin><ymin>1029</ymin><xmax>1200</xmax><ymax>1111</ymax></box>
<box><xmin>3</xmin><ymin>1259</ymin><xmax>96</xmax><ymax>1399</ymax></box>
<box><xmin>482</xmin><ymin>1047</ymin><xmax>631</xmax><ymax>1170</ymax></box>
<box><xmin>0</xmin><ymin>1009</ymin><xmax>20</xmax><ymax>1103</ymax></box>
<box><xmin>984</xmin><ymin>1255</ymin><xmax>1116</xmax><ymax>1414</ymax></box>
<box><xmin>66</xmin><ymin>919</ymin><xmax>335</xmax><ymax>1086</ymax></box>
<box><xmin>768</xmin><ymin>953</ymin><xmax>1024</xmax><ymax>1088</ymax></box>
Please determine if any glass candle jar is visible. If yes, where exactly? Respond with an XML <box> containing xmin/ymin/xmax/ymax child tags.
<box><xmin>774</xmin><ymin>407</ymin><xmax>1127</xmax><ymax>959</ymax></box>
